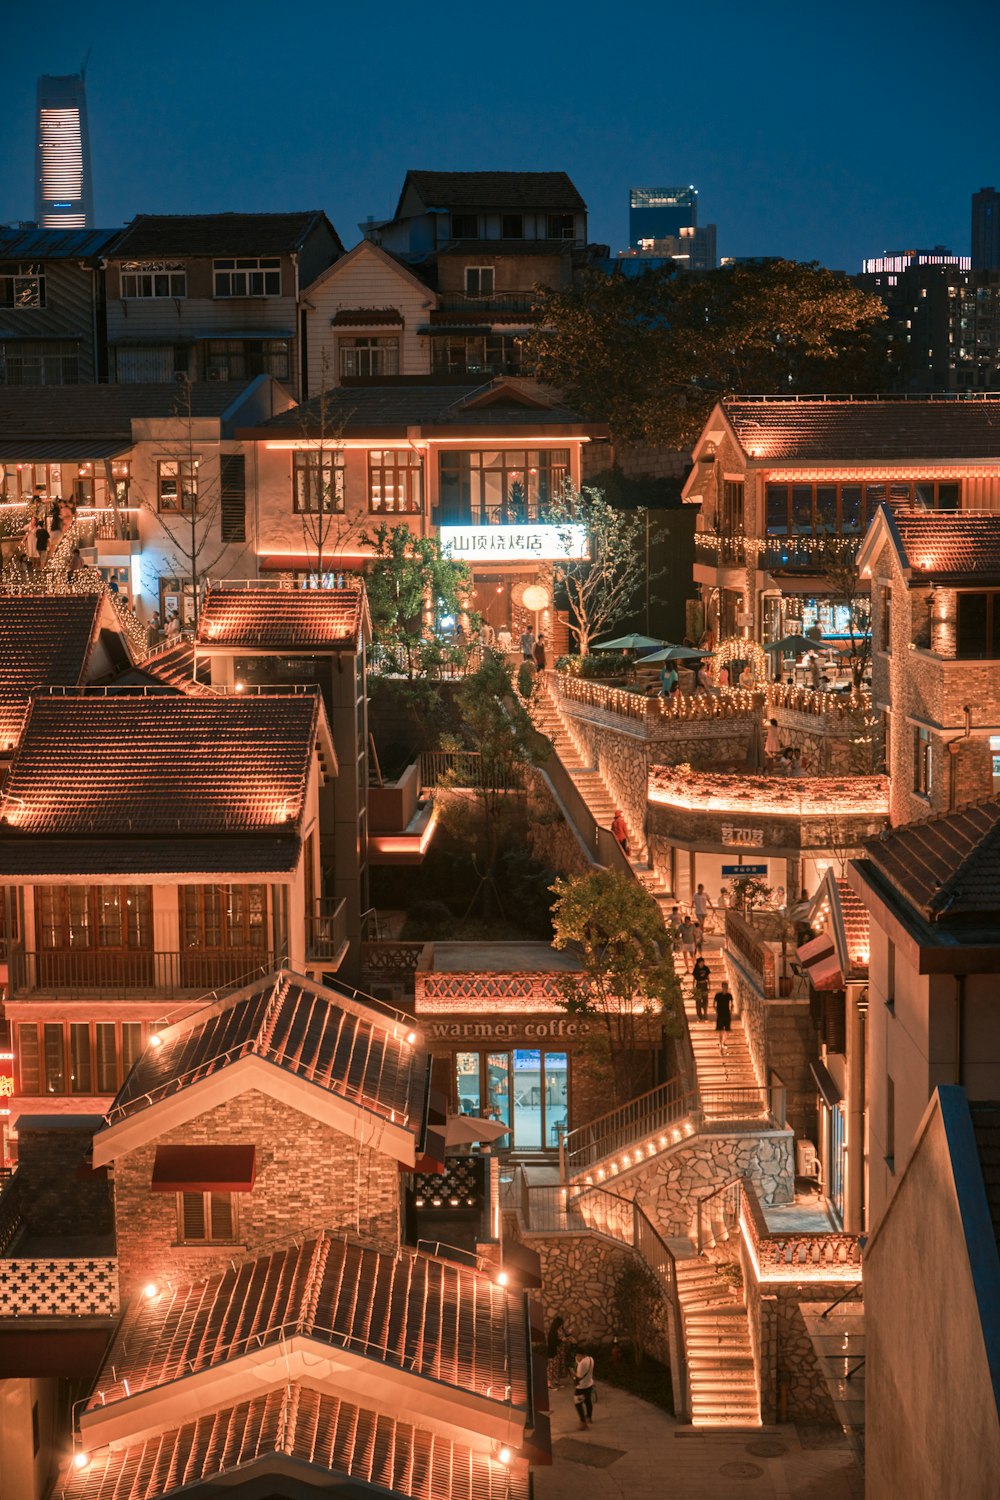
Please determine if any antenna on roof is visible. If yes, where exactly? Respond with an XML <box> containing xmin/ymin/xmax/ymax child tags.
<box><xmin>80</xmin><ymin>47</ymin><xmax>92</xmax><ymax>79</ymax></box>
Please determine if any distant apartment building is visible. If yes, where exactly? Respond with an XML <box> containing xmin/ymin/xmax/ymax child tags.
<box><xmin>0</xmin><ymin>226</ymin><xmax>118</xmax><ymax>385</ymax></box>
<box><xmin>972</xmin><ymin>186</ymin><xmax>1000</xmax><ymax>271</ymax></box>
<box><xmin>104</xmin><ymin>212</ymin><xmax>342</xmax><ymax>396</ymax></box>
<box><xmin>34</xmin><ymin>73</ymin><xmax>93</xmax><ymax>229</ymax></box>
<box><xmin>860</xmin><ymin>246</ymin><xmax>969</xmax><ymax>275</ymax></box>
<box><xmin>623</xmin><ymin>185</ymin><xmax>716</xmax><ymax>270</ymax></box>
<box><xmin>858</xmin><ymin>259</ymin><xmax>1000</xmax><ymax>392</ymax></box>
<box><xmin>362</xmin><ymin>171</ymin><xmax>590</xmax><ymax>379</ymax></box>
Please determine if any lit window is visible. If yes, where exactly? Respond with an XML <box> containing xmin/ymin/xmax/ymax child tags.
<box><xmin>0</xmin><ymin>263</ymin><xmax>45</xmax><ymax>309</ymax></box>
<box><xmin>158</xmin><ymin>459</ymin><xmax>199</xmax><ymax>512</ymax></box>
<box><xmin>120</xmin><ymin>263</ymin><xmax>186</xmax><ymax>299</ymax></box>
<box><xmin>292</xmin><ymin>450</ymin><xmax>344</xmax><ymax>514</ymax></box>
<box><xmin>213</xmin><ymin>258</ymin><xmax>281</xmax><ymax>297</ymax></box>
<box><xmin>368</xmin><ymin>449</ymin><xmax>423</xmax><ymax>514</ymax></box>
<box><xmin>913</xmin><ymin>726</ymin><xmax>932</xmax><ymax>797</ymax></box>
<box><xmin>339</xmin><ymin>336</ymin><xmax>398</xmax><ymax>378</ymax></box>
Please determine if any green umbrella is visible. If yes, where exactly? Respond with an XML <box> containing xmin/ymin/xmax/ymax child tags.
<box><xmin>764</xmin><ymin>634</ymin><xmax>815</xmax><ymax>655</ymax></box>
<box><xmin>642</xmin><ymin>645</ymin><xmax>714</xmax><ymax>665</ymax></box>
<box><xmin>592</xmin><ymin>634</ymin><xmax>666</xmax><ymax>652</ymax></box>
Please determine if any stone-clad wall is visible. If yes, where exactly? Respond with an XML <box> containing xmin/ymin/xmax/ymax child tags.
<box><xmin>726</xmin><ymin>963</ymin><xmax>818</xmax><ymax>1143</ymax></box>
<box><xmin>606</xmin><ymin>1129</ymin><xmax>794</xmax><ymax>1237</ymax></box>
<box><xmin>559</xmin><ymin>714</ymin><xmax>651</xmax><ymax>850</ymax></box>
<box><xmin>737</xmin><ymin>1241</ymin><xmax>844</xmax><ymax>1425</ymax></box>
<box><xmin>113</xmin><ymin>1089</ymin><xmax>402</xmax><ymax>1298</ymax></box>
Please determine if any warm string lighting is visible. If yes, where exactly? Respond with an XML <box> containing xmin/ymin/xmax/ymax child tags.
<box><xmin>648</xmin><ymin>765</ymin><xmax>889</xmax><ymax>817</ymax></box>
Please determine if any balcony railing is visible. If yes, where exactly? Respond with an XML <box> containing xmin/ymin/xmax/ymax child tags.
<box><xmin>436</xmin><ymin>292</ymin><xmax>538</xmax><ymax>315</ymax></box>
<box><xmin>433</xmin><ymin>502</ymin><xmax>550</xmax><ymax>528</ymax></box>
<box><xmin>761</xmin><ymin>536</ymin><xmax>861</xmax><ymax>572</ymax></box>
<box><xmin>8</xmin><ymin>948</ymin><xmax>283</xmax><ymax>1000</ymax></box>
<box><xmin>724</xmin><ymin>910</ymin><xmax>778</xmax><ymax>995</ymax></box>
<box><xmin>698</xmin><ymin>1175</ymin><xmax>863</xmax><ymax>1280</ymax></box>
<box><xmin>305</xmin><ymin>898</ymin><xmax>347</xmax><ymax>965</ymax></box>
<box><xmin>694</xmin><ymin>533</ymin><xmax>749</xmax><ymax>568</ymax></box>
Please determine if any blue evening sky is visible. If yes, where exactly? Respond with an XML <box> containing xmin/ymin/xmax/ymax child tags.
<box><xmin>2</xmin><ymin>0</ymin><xmax>997</xmax><ymax>272</ymax></box>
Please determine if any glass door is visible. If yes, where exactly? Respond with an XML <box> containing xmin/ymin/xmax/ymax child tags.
<box><xmin>513</xmin><ymin>1049</ymin><xmax>543</xmax><ymax>1150</ymax></box>
<box><xmin>456</xmin><ymin>1052</ymin><xmax>482</xmax><ymax>1116</ymax></box>
<box><xmin>486</xmin><ymin>1052</ymin><xmax>511</xmax><ymax>1145</ymax></box>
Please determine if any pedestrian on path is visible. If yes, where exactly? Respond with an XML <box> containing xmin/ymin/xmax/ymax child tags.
<box><xmin>692</xmin><ymin>956</ymin><xmax>711</xmax><ymax>1020</ymax></box>
<box><xmin>533</xmin><ymin>635</ymin><xmax>547</xmax><ymax>671</ymax></box>
<box><xmin>678</xmin><ymin>916</ymin><xmax>697</xmax><ymax>973</ymax></box>
<box><xmin>546</xmin><ymin>1315</ymin><xmax>567</xmax><ymax>1388</ymax></box>
<box><xmin>574</xmin><ymin>1350</ymin><xmax>595</xmax><ymax>1427</ymax></box>
<box><xmin>714</xmin><ymin>979</ymin><xmax>733</xmax><ymax>1054</ymax></box>
<box><xmin>611</xmin><ymin>809</ymin><xmax>630</xmax><ymax>856</ymax></box>
<box><xmin>520</xmin><ymin>627</ymin><xmax>535</xmax><ymax>661</ymax></box>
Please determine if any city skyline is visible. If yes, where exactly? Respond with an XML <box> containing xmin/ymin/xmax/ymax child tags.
<box><xmin>1</xmin><ymin>0</ymin><xmax>996</xmax><ymax>272</ymax></box>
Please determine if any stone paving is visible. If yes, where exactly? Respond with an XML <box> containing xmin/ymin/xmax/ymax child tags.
<box><xmin>535</xmin><ymin>1384</ymin><xmax>863</xmax><ymax>1500</ymax></box>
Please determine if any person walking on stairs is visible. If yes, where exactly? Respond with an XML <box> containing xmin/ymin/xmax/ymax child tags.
<box><xmin>611</xmin><ymin>809</ymin><xmax>630</xmax><ymax>856</ymax></box>
<box><xmin>574</xmin><ymin>1349</ymin><xmax>595</xmax><ymax>1427</ymax></box>
<box><xmin>692</xmin><ymin>955</ymin><xmax>711</xmax><ymax>1020</ymax></box>
<box><xmin>714</xmin><ymin>979</ymin><xmax>733</xmax><ymax>1055</ymax></box>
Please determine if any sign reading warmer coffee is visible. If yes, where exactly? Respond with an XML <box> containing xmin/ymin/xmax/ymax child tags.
<box><xmin>424</xmin><ymin>1018</ymin><xmax>592</xmax><ymax>1042</ymax></box>
<box><xmin>439</xmin><ymin>524</ymin><xmax>588</xmax><ymax>562</ymax></box>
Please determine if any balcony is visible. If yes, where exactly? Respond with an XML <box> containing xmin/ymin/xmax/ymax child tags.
<box><xmin>0</xmin><ymin>1169</ymin><xmax>119</xmax><ymax>1323</ymax></box>
<box><xmin>7</xmin><ymin>948</ymin><xmax>284</xmax><ymax>1000</ymax></box>
<box><xmin>435</xmin><ymin>292</ymin><xmax>539</xmax><ymax>317</ymax></box>
<box><xmin>761</xmin><ymin>536</ymin><xmax>861</xmax><ymax>573</ymax></box>
<box><xmin>433</xmin><ymin>501</ymin><xmax>549</xmax><ymax>528</ymax></box>
<box><xmin>304</xmin><ymin>898</ymin><xmax>348</xmax><ymax>968</ymax></box>
<box><xmin>694</xmin><ymin>533</ymin><xmax>749</xmax><ymax>569</ymax></box>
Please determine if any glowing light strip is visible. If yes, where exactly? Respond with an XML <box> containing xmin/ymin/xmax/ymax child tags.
<box><xmin>648</xmin><ymin>773</ymin><xmax>888</xmax><ymax>819</ymax></box>
<box><xmin>264</xmin><ymin>436</ymin><xmax>588</xmax><ymax>450</ymax></box>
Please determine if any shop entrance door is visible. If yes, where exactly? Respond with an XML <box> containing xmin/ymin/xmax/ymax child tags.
<box><xmin>457</xmin><ymin>1049</ymin><xmax>568</xmax><ymax>1151</ymax></box>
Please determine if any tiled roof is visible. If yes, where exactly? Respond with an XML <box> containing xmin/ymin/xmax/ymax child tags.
<box><xmin>891</xmin><ymin>509</ymin><xmax>1000</xmax><ymax>581</ymax></box>
<box><xmin>107</xmin><ymin>970</ymin><xmax>427</xmax><ymax>1129</ymax></box>
<box><xmin>62</xmin><ymin>1383</ymin><xmax>526</xmax><ymax>1500</ymax></box>
<box><xmin>90</xmin><ymin>1234</ymin><xmax>530</xmax><ymax>1416</ymax></box>
<box><xmin>109</xmin><ymin>211</ymin><xmax>339</xmax><ymax>258</ymax></box>
<box><xmin>249</xmin><ymin>379</ymin><xmax>585</xmax><ymax>434</ymax></box>
<box><xmin>115</xmin><ymin>641</ymin><xmax>215</xmax><ymax>694</ymax></box>
<box><xmin>403</xmin><ymin>170</ymin><xmax>585</xmax><ymax>212</ymax></box>
<box><xmin>0</xmin><ymin>227</ymin><xmax>121</xmax><ymax>259</ymax></box>
<box><xmin>0</xmin><ymin>595</ymin><xmax>104</xmax><ymax>750</ymax></box>
<box><xmin>0</xmin><ymin>833</ymin><xmax>302</xmax><ymax>879</ymax></box>
<box><xmin>0</xmin><ymin>383</ymin><xmax>257</xmax><ymax>438</ymax></box>
<box><xmin>970</xmin><ymin>1102</ymin><xmax>1000</xmax><ymax>1258</ymax></box>
<box><xmin>0</xmin><ymin>695</ymin><xmax>318</xmax><ymax>872</ymax></box>
<box><xmin>834</xmin><ymin>878</ymin><xmax>870</xmax><ymax>975</ymax></box>
<box><xmin>723</xmin><ymin>398</ymin><xmax>1000</xmax><ymax>461</ymax></box>
<box><xmin>198</xmin><ymin>585</ymin><xmax>366</xmax><ymax>651</ymax></box>
<box><xmin>331</xmin><ymin>306</ymin><xmax>404</xmax><ymax>324</ymax></box>
<box><xmin>864</xmin><ymin>798</ymin><xmax>1000</xmax><ymax>920</ymax></box>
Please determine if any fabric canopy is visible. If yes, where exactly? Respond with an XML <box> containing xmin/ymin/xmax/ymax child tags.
<box><xmin>796</xmin><ymin>932</ymin><xmax>843</xmax><ymax>992</ymax></box>
<box><xmin>151</xmin><ymin>1144</ymin><xmax>256</xmax><ymax>1193</ymax></box>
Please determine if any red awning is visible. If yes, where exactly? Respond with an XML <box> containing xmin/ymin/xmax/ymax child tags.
<box><xmin>151</xmin><ymin>1145</ymin><xmax>256</xmax><ymax>1193</ymax></box>
<box><xmin>796</xmin><ymin>932</ymin><xmax>843</xmax><ymax>992</ymax></box>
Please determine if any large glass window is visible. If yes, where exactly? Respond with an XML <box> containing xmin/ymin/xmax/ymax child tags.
<box><xmin>0</xmin><ymin>263</ymin><xmax>45</xmax><ymax>308</ymax></box>
<box><xmin>437</xmin><ymin>449</ymin><xmax>570</xmax><ymax>525</ymax></box>
<box><xmin>457</xmin><ymin>1050</ymin><xmax>569</xmax><ymax>1151</ymax></box>
<box><xmin>158</xmin><ymin>459</ymin><xmax>199</xmax><ymax>512</ymax></box>
<box><xmin>431</xmin><ymin>333</ymin><xmax>523</xmax><ymax>377</ymax></box>
<box><xmin>339</xmin><ymin>336</ymin><xmax>398</xmax><ymax>377</ymax></box>
<box><xmin>766</xmin><ymin>479</ymin><xmax>962</xmax><ymax>538</ymax></box>
<box><xmin>120</xmin><ymin>263</ymin><xmax>186</xmax><ymax>299</ymax></box>
<box><xmin>213</xmin><ymin>258</ymin><xmax>281</xmax><ymax>297</ymax></box>
<box><xmin>35</xmin><ymin>887</ymin><xmax>151</xmax><ymax>951</ymax></box>
<box><xmin>181</xmin><ymin>885</ymin><xmax>268</xmax><ymax>950</ymax></box>
<box><xmin>956</xmin><ymin>592</ymin><xmax>1000</xmax><ymax>659</ymax></box>
<box><xmin>203</xmin><ymin>339</ymin><xmax>290</xmax><ymax>382</ymax></box>
<box><xmin>292</xmin><ymin>450</ymin><xmax>345</xmax><ymax>514</ymax></box>
<box><xmin>20</xmin><ymin>1021</ymin><xmax>147</xmax><ymax>1098</ymax></box>
<box><xmin>368</xmin><ymin>449</ymin><xmax>423</xmax><ymax>514</ymax></box>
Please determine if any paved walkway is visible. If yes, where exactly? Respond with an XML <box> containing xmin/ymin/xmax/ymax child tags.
<box><xmin>535</xmin><ymin>1385</ymin><xmax>863</xmax><ymax>1500</ymax></box>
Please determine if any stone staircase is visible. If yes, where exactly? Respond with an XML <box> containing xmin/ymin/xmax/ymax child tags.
<box><xmin>681</xmin><ymin>974</ymin><xmax>765</xmax><ymax>1124</ymax></box>
<box><xmin>675</xmin><ymin>1258</ymin><xmax>761</xmax><ymax>1428</ymax></box>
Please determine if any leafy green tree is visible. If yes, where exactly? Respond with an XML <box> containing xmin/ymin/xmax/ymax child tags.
<box><xmin>363</xmin><ymin>523</ymin><xmax>474</xmax><ymax>680</ymax></box>
<box><xmin>546</xmin><ymin>486</ymin><xmax>649</xmax><ymax>657</ymax></box>
<box><xmin>550</xmin><ymin>869</ymin><xmax>682</xmax><ymax>1101</ymax></box>
<box><xmin>528</xmin><ymin>260</ymin><xmax>889</xmax><ymax>449</ymax></box>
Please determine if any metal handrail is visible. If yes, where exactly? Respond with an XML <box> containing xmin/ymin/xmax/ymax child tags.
<box><xmin>562</xmin><ymin>1077</ymin><xmax>691</xmax><ymax>1177</ymax></box>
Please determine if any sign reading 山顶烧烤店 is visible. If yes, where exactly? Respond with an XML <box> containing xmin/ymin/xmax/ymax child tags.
<box><xmin>439</xmin><ymin>524</ymin><xmax>588</xmax><ymax>562</ymax></box>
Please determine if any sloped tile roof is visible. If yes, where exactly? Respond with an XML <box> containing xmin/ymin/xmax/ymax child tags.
<box><xmin>249</xmin><ymin>379</ymin><xmax>585</xmax><ymax>434</ymax></box>
<box><xmin>107</xmin><ymin>970</ymin><xmax>427</xmax><ymax>1129</ymax></box>
<box><xmin>199</xmin><ymin>585</ymin><xmax>365</xmax><ymax>651</ymax></box>
<box><xmin>403</xmin><ymin>170</ymin><xmax>585</xmax><ymax>212</ymax></box>
<box><xmin>723</xmin><ymin>398</ymin><xmax>1000</xmax><ymax>461</ymax></box>
<box><xmin>0</xmin><ymin>595</ymin><xmax>104</xmax><ymax>750</ymax></box>
<box><xmin>0</xmin><ymin>227</ymin><xmax>121</xmax><ymax>259</ymax></box>
<box><xmin>0</xmin><ymin>833</ymin><xmax>302</xmax><ymax>878</ymax></box>
<box><xmin>110</xmin><ymin>211</ymin><xmax>338</xmax><ymax>258</ymax></box>
<box><xmin>834</xmin><ymin>878</ymin><xmax>870</xmax><ymax>975</ymax></box>
<box><xmin>90</xmin><ymin>1235</ymin><xmax>530</xmax><ymax>1417</ymax></box>
<box><xmin>115</xmin><ymin>640</ymin><xmax>215</xmax><ymax>694</ymax></box>
<box><xmin>969</xmin><ymin>1102</ymin><xmax>1000</xmax><ymax>1257</ymax></box>
<box><xmin>864</xmin><ymin>798</ymin><xmax>1000</xmax><ymax>920</ymax></box>
<box><xmin>891</xmin><ymin>509</ymin><xmax>1000</xmax><ymax>582</ymax></box>
<box><xmin>2</xmin><ymin>693</ymin><xmax>317</xmax><ymax>836</ymax></box>
<box><xmin>436</xmin><ymin>238</ymin><xmax>576</xmax><ymax>256</ymax></box>
<box><xmin>0</xmin><ymin>383</ymin><xmax>256</xmax><ymax>437</ymax></box>
<box><xmin>61</xmin><ymin>1383</ymin><xmax>526</xmax><ymax>1500</ymax></box>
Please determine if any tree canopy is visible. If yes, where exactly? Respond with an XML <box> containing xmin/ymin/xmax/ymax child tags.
<box><xmin>527</xmin><ymin>260</ymin><xmax>890</xmax><ymax>448</ymax></box>
<box><xmin>363</xmin><ymin>523</ymin><xmax>474</xmax><ymax>679</ymax></box>
<box><xmin>546</xmin><ymin>486</ymin><xmax>649</xmax><ymax>656</ymax></box>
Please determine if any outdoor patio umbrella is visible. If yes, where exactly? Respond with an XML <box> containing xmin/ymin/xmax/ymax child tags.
<box><xmin>443</xmin><ymin>1114</ymin><xmax>510</xmax><ymax>1146</ymax></box>
<box><xmin>763</xmin><ymin>634</ymin><xmax>815</xmax><ymax>656</ymax></box>
<box><xmin>641</xmin><ymin>645</ymin><xmax>714</xmax><ymax>665</ymax></box>
<box><xmin>591</xmin><ymin>634</ymin><xmax>666</xmax><ymax>652</ymax></box>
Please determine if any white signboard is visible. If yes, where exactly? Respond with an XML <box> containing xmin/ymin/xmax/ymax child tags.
<box><xmin>439</xmin><ymin>524</ymin><xmax>588</xmax><ymax>562</ymax></box>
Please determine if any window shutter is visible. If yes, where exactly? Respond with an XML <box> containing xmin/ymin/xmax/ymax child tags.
<box><xmin>220</xmin><ymin>454</ymin><xmax>246</xmax><ymax>543</ymax></box>
<box><xmin>181</xmin><ymin>1192</ymin><xmax>206</xmax><ymax>1240</ymax></box>
<box><xmin>209</xmin><ymin>1192</ymin><xmax>234</xmax><ymax>1240</ymax></box>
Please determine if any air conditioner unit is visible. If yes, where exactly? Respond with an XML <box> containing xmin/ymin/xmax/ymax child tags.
<box><xmin>795</xmin><ymin>1139</ymin><xmax>821</xmax><ymax>1179</ymax></box>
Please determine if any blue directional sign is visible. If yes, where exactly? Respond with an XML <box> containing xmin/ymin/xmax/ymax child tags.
<box><xmin>722</xmin><ymin>864</ymin><xmax>768</xmax><ymax>877</ymax></box>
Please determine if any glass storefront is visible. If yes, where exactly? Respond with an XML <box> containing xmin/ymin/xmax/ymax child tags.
<box><xmin>455</xmin><ymin>1048</ymin><xmax>569</xmax><ymax>1151</ymax></box>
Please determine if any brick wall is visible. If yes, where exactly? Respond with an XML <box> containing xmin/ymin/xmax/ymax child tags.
<box><xmin>16</xmin><ymin>1121</ymin><xmax>113</xmax><ymax>1239</ymax></box>
<box><xmin>113</xmin><ymin>1089</ymin><xmax>402</xmax><ymax>1298</ymax></box>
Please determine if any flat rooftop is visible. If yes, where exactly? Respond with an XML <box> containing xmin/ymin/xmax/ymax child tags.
<box><xmin>424</xmin><ymin>942</ymin><xmax>583</xmax><ymax>973</ymax></box>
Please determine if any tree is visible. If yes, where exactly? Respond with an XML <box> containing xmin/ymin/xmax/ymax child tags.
<box><xmin>362</xmin><ymin>523</ymin><xmax>474</xmax><ymax>679</ymax></box>
<box><xmin>550</xmin><ymin>869</ymin><xmax>682</xmax><ymax>1102</ymax></box>
<box><xmin>292</xmin><ymin>360</ymin><xmax>367</xmax><ymax>584</ymax></box>
<box><xmin>546</xmin><ymin>486</ymin><xmax>649</xmax><ymax>657</ymax></box>
<box><xmin>438</xmin><ymin>652</ymin><xmax>551</xmax><ymax>918</ymax></box>
<box><xmin>527</xmin><ymin>260</ymin><xmax>889</xmax><ymax>449</ymax></box>
<box><xmin>814</xmin><ymin>541</ymin><xmax>872</xmax><ymax>692</ymax></box>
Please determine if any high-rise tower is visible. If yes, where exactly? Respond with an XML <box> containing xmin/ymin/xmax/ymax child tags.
<box><xmin>972</xmin><ymin>187</ymin><xmax>1000</xmax><ymax>272</ymax></box>
<box><xmin>34</xmin><ymin>72</ymin><xmax>93</xmax><ymax>229</ymax></box>
<box><xmin>629</xmin><ymin>186</ymin><xmax>697</xmax><ymax>249</ymax></box>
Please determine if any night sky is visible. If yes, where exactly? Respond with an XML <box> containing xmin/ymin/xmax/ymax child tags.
<box><xmin>3</xmin><ymin>0</ymin><xmax>997</xmax><ymax>272</ymax></box>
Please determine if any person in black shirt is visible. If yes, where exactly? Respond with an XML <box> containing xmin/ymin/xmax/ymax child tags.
<box><xmin>692</xmin><ymin>956</ymin><xmax>711</xmax><ymax>1020</ymax></box>
<box><xmin>714</xmin><ymin>979</ymin><xmax>733</xmax><ymax>1054</ymax></box>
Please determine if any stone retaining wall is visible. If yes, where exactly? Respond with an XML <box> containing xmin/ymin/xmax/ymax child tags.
<box><xmin>737</xmin><ymin>1241</ymin><xmax>845</xmax><ymax>1425</ymax></box>
<box><xmin>727</xmin><ymin>960</ymin><xmax>818</xmax><ymax>1144</ymax></box>
<box><xmin>609</xmin><ymin>1129</ymin><xmax>794</xmax><ymax>1237</ymax></box>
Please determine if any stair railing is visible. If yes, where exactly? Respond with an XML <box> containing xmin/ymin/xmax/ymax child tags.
<box><xmin>561</xmin><ymin>1076</ymin><xmax>695</xmax><ymax>1180</ymax></box>
<box><xmin>632</xmin><ymin>1200</ymin><xmax>690</xmax><ymax>1422</ymax></box>
<box><xmin>695</xmin><ymin>1175</ymin><xmax>744</xmax><ymax>1254</ymax></box>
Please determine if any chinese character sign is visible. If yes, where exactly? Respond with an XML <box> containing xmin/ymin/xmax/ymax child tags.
<box><xmin>439</xmin><ymin>525</ymin><xmax>589</xmax><ymax>562</ymax></box>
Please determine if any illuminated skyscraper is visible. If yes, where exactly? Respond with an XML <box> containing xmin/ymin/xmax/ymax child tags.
<box><xmin>34</xmin><ymin>73</ymin><xmax>93</xmax><ymax>229</ymax></box>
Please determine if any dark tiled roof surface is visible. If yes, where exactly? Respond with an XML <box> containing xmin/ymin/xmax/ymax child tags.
<box><xmin>834</xmin><ymin>878</ymin><xmax>870</xmax><ymax>974</ymax></box>
<box><xmin>252</xmin><ymin>380</ymin><xmax>584</xmax><ymax>433</ymax></box>
<box><xmin>110</xmin><ymin>211</ymin><xmax>336</xmax><ymax>258</ymax></box>
<box><xmin>199</xmin><ymin>586</ymin><xmax>365</xmax><ymax>650</ymax></box>
<box><xmin>62</xmin><ymin>1383</ymin><xmax>526</xmax><ymax>1500</ymax></box>
<box><xmin>723</xmin><ymin>399</ymin><xmax>1000</xmax><ymax>461</ymax></box>
<box><xmin>108</xmin><ymin>970</ymin><xmax>427</xmax><ymax>1128</ymax></box>
<box><xmin>969</xmin><ymin>1102</ymin><xmax>1000</xmax><ymax>1258</ymax></box>
<box><xmin>91</xmin><ymin>1235</ymin><xmax>530</xmax><ymax>1415</ymax></box>
<box><xmin>403</xmin><ymin>170</ymin><xmax>585</xmax><ymax>211</ymax></box>
<box><xmin>115</xmin><ymin>640</ymin><xmax>215</xmax><ymax>694</ymax></box>
<box><xmin>891</xmin><ymin>509</ymin><xmax>1000</xmax><ymax>581</ymax></box>
<box><xmin>0</xmin><ymin>227</ymin><xmax>121</xmax><ymax>259</ymax></box>
<box><xmin>0</xmin><ymin>595</ymin><xmax>103</xmax><ymax>749</ymax></box>
<box><xmin>331</xmin><ymin>306</ymin><xmax>404</xmax><ymax>324</ymax></box>
<box><xmin>0</xmin><ymin>694</ymin><xmax>318</xmax><ymax>837</ymax></box>
<box><xmin>864</xmin><ymin>798</ymin><xmax>1000</xmax><ymax>919</ymax></box>
<box><xmin>0</xmin><ymin>833</ymin><xmax>302</xmax><ymax>878</ymax></box>
<box><xmin>0</xmin><ymin>383</ymin><xmax>256</xmax><ymax>436</ymax></box>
